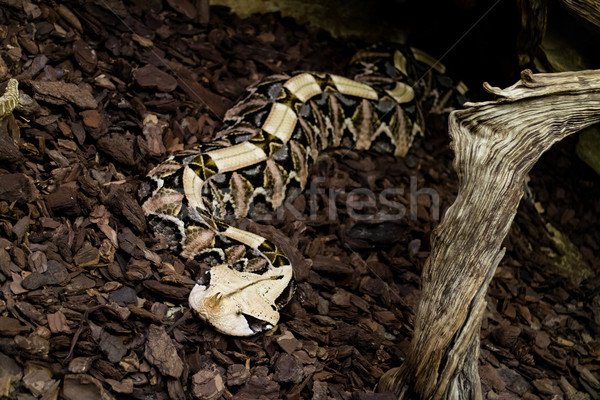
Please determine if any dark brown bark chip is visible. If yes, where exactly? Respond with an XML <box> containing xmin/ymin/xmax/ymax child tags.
<box><xmin>22</xmin><ymin>260</ymin><xmax>69</xmax><ymax>290</ymax></box>
<box><xmin>142</xmin><ymin>280</ymin><xmax>190</xmax><ymax>301</ymax></box>
<box><xmin>177</xmin><ymin>76</ymin><xmax>228</xmax><ymax>118</ymax></box>
<box><xmin>117</xmin><ymin>227</ymin><xmax>147</xmax><ymax>258</ymax></box>
<box><xmin>22</xmin><ymin>366</ymin><xmax>57</xmax><ymax>397</ymax></box>
<box><xmin>89</xmin><ymin>321</ymin><xmax>127</xmax><ymax>363</ymax></box>
<box><xmin>141</xmin><ymin>114</ymin><xmax>167</xmax><ymax>157</ymax></box>
<box><xmin>134</xmin><ymin>64</ymin><xmax>178</xmax><ymax>92</ymax></box>
<box><xmin>31</xmin><ymin>80</ymin><xmax>97</xmax><ymax>109</ymax></box>
<box><xmin>80</xmin><ymin>109</ymin><xmax>101</xmax><ymax>128</ymax></box>
<box><xmin>97</xmin><ymin>132</ymin><xmax>141</xmax><ymax>168</ymax></box>
<box><xmin>276</xmin><ymin>330</ymin><xmax>301</xmax><ymax>354</ymax></box>
<box><xmin>273</xmin><ymin>352</ymin><xmax>303</xmax><ymax>383</ymax></box>
<box><xmin>0</xmin><ymin>128</ymin><xmax>24</xmax><ymax>165</ymax></box>
<box><xmin>72</xmin><ymin>39</ymin><xmax>98</xmax><ymax>73</ymax></box>
<box><xmin>167</xmin><ymin>0</ymin><xmax>197</xmax><ymax>19</ymax></box>
<box><xmin>167</xmin><ymin>378</ymin><xmax>186</xmax><ymax>400</ymax></box>
<box><xmin>226</xmin><ymin>364</ymin><xmax>250</xmax><ymax>386</ymax></box>
<box><xmin>71</xmin><ymin>121</ymin><xmax>86</xmax><ymax>144</ymax></box>
<box><xmin>46</xmin><ymin>183</ymin><xmax>82</xmax><ymax>217</ymax></box>
<box><xmin>67</xmin><ymin>357</ymin><xmax>94</xmax><ymax>374</ymax></box>
<box><xmin>107</xmin><ymin>188</ymin><xmax>146</xmax><ymax>233</ymax></box>
<box><xmin>108</xmin><ymin>286</ymin><xmax>137</xmax><ymax>305</ymax></box>
<box><xmin>15</xmin><ymin>333</ymin><xmax>49</xmax><ymax>359</ymax></box>
<box><xmin>0</xmin><ymin>352</ymin><xmax>22</xmax><ymax>394</ymax></box>
<box><xmin>73</xmin><ymin>242</ymin><xmax>100</xmax><ymax>267</ymax></box>
<box><xmin>47</xmin><ymin>311</ymin><xmax>71</xmax><ymax>334</ymax></box>
<box><xmin>534</xmin><ymin>330</ymin><xmax>552</xmax><ymax>349</ymax></box>
<box><xmin>61</xmin><ymin>374</ymin><xmax>112</xmax><ymax>400</ymax></box>
<box><xmin>15</xmin><ymin>54</ymin><xmax>47</xmax><ymax>81</ymax></box>
<box><xmin>0</xmin><ymin>317</ymin><xmax>30</xmax><ymax>336</ymax></box>
<box><xmin>351</xmin><ymin>393</ymin><xmax>398</xmax><ymax>400</ymax></box>
<box><xmin>234</xmin><ymin>376</ymin><xmax>280</xmax><ymax>400</ymax></box>
<box><xmin>491</xmin><ymin>325</ymin><xmax>523</xmax><ymax>348</ymax></box>
<box><xmin>144</xmin><ymin>324</ymin><xmax>184</xmax><ymax>378</ymax></box>
<box><xmin>11</xmin><ymin>216</ymin><xmax>30</xmax><ymax>242</ymax></box>
<box><xmin>126</xmin><ymin>258</ymin><xmax>152</xmax><ymax>281</ymax></box>
<box><xmin>191</xmin><ymin>369</ymin><xmax>225</xmax><ymax>400</ymax></box>
<box><xmin>127</xmin><ymin>305</ymin><xmax>163</xmax><ymax>323</ymax></box>
<box><xmin>105</xmin><ymin>377</ymin><xmax>134</xmax><ymax>394</ymax></box>
<box><xmin>312</xmin><ymin>255</ymin><xmax>354</xmax><ymax>275</ymax></box>
<box><xmin>0</xmin><ymin>173</ymin><xmax>37</xmax><ymax>203</ymax></box>
<box><xmin>15</xmin><ymin>301</ymin><xmax>44</xmax><ymax>325</ymax></box>
<box><xmin>532</xmin><ymin>378</ymin><xmax>562</xmax><ymax>396</ymax></box>
<box><xmin>480</xmin><ymin>363</ymin><xmax>506</xmax><ymax>393</ymax></box>
<box><xmin>496</xmin><ymin>368</ymin><xmax>533</xmax><ymax>396</ymax></box>
<box><xmin>287</xmin><ymin>319</ymin><xmax>329</xmax><ymax>345</ymax></box>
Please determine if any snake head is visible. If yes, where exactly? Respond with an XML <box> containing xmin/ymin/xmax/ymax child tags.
<box><xmin>189</xmin><ymin>263</ymin><xmax>294</xmax><ymax>336</ymax></box>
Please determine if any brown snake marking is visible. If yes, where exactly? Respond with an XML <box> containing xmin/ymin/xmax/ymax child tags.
<box><xmin>140</xmin><ymin>47</ymin><xmax>465</xmax><ymax>336</ymax></box>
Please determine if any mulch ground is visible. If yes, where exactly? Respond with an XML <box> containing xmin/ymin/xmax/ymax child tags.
<box><xmin>0</xmin><ymin>1</ymin><xmax>599</xmax><ymax>399</ymax></box>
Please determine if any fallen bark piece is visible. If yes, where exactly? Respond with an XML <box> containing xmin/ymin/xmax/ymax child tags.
<box><xmin>73</xmin><ymin>39</ymin><xmax>97</xmax><ymax>73</ymax></box>
<box><xmin>144</xmin><ymin>324</ymin><xmax>184</xmax><ymax>378</ymax></box>
<box><xmin>89</xmin><ymin>322</ymin><xmax>127</xmax><ymax>363</ymax></box>
<box><xmin>22</xmin><ymin>366</ymin><xmax>56</xmax><ymax>397</ymax></box>
<box><xmin>273</xmin><ymin>352</ymin><xmax>303</xmax><ymax>383</ymax></box>
<box><xmin>141</xmin><ymin>114</ymin><xmax>167</xmax><ymax>157</ymax></box>
<box><xmin>0</xmin><ymin>173</ymin><xmax>37</xmax><ymax>203</ymax></box>
<box><xmin>558</xmin><ymin>0</ymin><xmax>600</xmax><ymax>33</ymax></box>
<box><xmin>226</xmin><ymin>364</ymin><xmax>250</xmax><ymax>386</ymax></box>
<box><xmin>191</xmin><ymin>370</ymin><xmax>225</xmax><ymax>400</ymax></box>
<box><xmin>235</xmin><ymin>376</ymin><xmax>280</xmax><ymax>400</ymax></box>
<box><xmin>97</xmin><ymin>132</ymin><xmax>140</xmax><ymax>168</ymax></box>
<box><xmin>46</xmin><ymin>183</ymin><xmax>82</xmax><ymax>217</ymax></box>
<box><xmin>0</xmin><ymin>316</ymin><xmax>30</xmax><ymax>336</ymax></box>
<box><xmin>378</xmin><ymin>69</ymin><xmax>600</xmax><ymax>399</ymax></box>
<box><xmin>0</xmin><ymin>352</ymin><xmax>22</xmax><ymax>396</ymax></box>
<box><xmin>73</xmin><ymin>242</ymin><xmax>100</xmax><ymax>267</ymax></box>
<box><xmin>22</xmin><ymin>260</ymin><xmax>69</xmax><ymax>290</ymax></box>
<box><xmin>134</xmin><ymin>64</ymin><xmax>178</xmax><ymax>92</ymax></box>
<box><xmin>62</xmin><ymin>374</ymin><xmax>114</xmax><ymax>400</ymax></box>
<box><xmin>107</xmin><ymin>188</ymin><xmax>146</xmax><ymax>233</ymax></box>
<box><xmin>31</xmin><ymin>81</ymin><xmax>97</xmax><ymax>109</ymax></box>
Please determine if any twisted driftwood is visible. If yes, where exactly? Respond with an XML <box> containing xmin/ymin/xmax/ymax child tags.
<box><xmin>378</xmin><ymin>69</ymin><xmax>600</xmax><ymax>399</ymax></box>
<box><xmin>558</xmin><ymin>0</ymin><xmax>600</xmax><ymax>33</ymax></box>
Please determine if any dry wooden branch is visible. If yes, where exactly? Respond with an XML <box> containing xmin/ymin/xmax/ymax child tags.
<box><xmin>558</xmin><ymin>0</ymin><xmax>600</xmax><ymax>33</ymax></box>
<box><xmin>378</xmin><ymin>69</ymin><xmax>600</xmax><ymax>399</ymax></box>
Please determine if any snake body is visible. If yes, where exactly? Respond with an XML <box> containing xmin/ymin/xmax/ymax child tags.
<box><xmin>140</xmin><ymin>47</ymin><xmax>458</xmax><ymax>336</ymax></box>
<box><xmin>0</xmin><ymin>79</ymin><xmax>19</xmax><ymax>119</ymax></box>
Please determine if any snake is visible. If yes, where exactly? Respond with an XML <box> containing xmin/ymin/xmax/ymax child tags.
<box><xmin>138</xmin><ymin>46</ymin><xmax>465</xmax><ymax>336</ymax></box>
<box><xmin>0</xmin><ymin>49</ymin><xmax>460</xmax><ymax>337</ymax></box>
<box><xmin>0</xmin><ymin>79</ymin><xmax>20</xmax><ymax>119</ymax></box>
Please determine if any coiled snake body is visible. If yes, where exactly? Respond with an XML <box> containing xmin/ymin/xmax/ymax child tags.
<box><xmin>140</xmin><ymin>47</ymin><xmax>461</xmax><ymax>336</ymax></box>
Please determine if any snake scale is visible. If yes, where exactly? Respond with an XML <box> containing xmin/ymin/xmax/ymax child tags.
<box><xmin>140</xmin><ymin>46</ymin><xmax>465</xmax><ymax>336</ymax></box>
<box><xmin>0</xmin><ymin>47</ymin><xmax>461</xmax><ymax>337</ymax></box>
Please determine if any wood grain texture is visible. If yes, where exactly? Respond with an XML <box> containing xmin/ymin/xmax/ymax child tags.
<box><xmin>559</xmin><ymin>0</ymin><xmax>600</xmax><ymax>32</ymax></box>
<box><xmin>378</xmin><ymin>69</ymin><xmax>600</xmax><ymax>399</ymax></box>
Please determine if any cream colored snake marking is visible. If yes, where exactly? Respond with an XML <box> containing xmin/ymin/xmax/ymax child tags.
<box><xmin>0</xmin><ymin>79</ymin><xmax>19</xmax><ymax>119</ymax></box>
<box><xmin>140</xmin><ymin>47</ymin><xmax>465</xmax><ymax>336</ymax></box>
